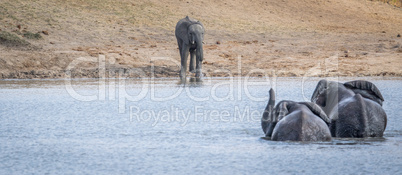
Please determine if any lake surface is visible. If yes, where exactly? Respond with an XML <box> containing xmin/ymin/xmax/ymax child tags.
<box><xmin>0</xmin><ymin>77</ymin><xmax>401</xmax><ymax>174</ymax></box>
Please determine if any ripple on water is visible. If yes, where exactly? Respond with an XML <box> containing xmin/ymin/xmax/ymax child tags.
<box><xmin>0</xmin><ymin>77</ymin><xmax>401</xmax><ymax>174</ymax></box>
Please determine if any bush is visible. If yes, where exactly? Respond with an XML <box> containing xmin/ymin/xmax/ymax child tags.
<box><xmin>23</xmin><ymin>31</ymin><xmax>42</xmax><ymax>40</ymax></box>
<box><xmin>0</xmin><ymin>31</ymin><xmax>30</xmax><ymax>47</ymax></box>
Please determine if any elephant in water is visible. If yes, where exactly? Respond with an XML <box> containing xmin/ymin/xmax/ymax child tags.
<box><xmin>175</xmin><ymin>16</ymin><xmax>205</xmax><ymax>80</ymax></box>
<box><xmin>311</xmin><ymin>80</ymin><xmax>387</xmax><ymax>138</ymax></box>
<box><xmin>262</xmin><ymin>89</ymin><xmax>332</xmax><ymax>141</ymax></box>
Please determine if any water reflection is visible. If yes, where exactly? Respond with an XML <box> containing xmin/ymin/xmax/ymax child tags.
<box><xmin>330</xmin><ymin>137</ymin><xmax>386</xmax><ymax>145</ymax></box>
<box><xmin>177</xmin><ymin>77</ymin><xmax>203</xmax><ymax>87</ymax></box>
<box><xmin>260</xmin><ymin>136</ymin><xmax>387</xmax><ymax>146</ymax></box>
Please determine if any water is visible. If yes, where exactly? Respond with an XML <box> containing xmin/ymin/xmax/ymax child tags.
<box><xmin>0</xmin><ymin>77</ymin><xmax>401</xmax><ymax>174</ymax></box>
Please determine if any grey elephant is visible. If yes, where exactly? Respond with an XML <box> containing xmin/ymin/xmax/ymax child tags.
<box><xmin>175</xmin><ymin>16</ymin><xmax>205</xmax><ymax>80</ymax></box>
<box><xmin>311</xmin><ymin>80</ymin><xmax>387</xmax><ymax>138</ymax></box>
<box><xmin>262</xmin><ymin>89</ymin><xmax>332</xmax><ymax>141</ymax></box>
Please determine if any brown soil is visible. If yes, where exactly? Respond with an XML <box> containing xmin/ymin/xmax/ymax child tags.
<box><xmin>0</xmin><ymin>0</ymin><xmax>401</xmax><ymax>79</ymax></box>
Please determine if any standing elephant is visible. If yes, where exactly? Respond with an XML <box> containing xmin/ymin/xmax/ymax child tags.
<box><xmin>175</xmin><ymin>16</ymin><xmax>205</xmax><ymax>80</ymax></box>
<box><xmin>262</xmin><ymin>89</ymin><xmax>332</xmax><ymax>141</ymax></box>
<box><xmin>311</xmin><ymin>80</ymin><xmax>387</xmax><ymax>138</ymax></box>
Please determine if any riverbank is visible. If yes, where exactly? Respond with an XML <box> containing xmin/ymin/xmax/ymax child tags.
<box><xmin>1</xmin><ymin>0</ymin><xmax>401</xmax><ymax>79</ymax></box>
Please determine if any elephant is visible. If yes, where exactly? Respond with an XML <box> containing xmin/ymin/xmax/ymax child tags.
<box><xmin>262</xmin><ymin>88</ymin><xmax>332</xmax><ymax>141</ymax></box>
<box><xmin>311</xmin><ymin>80</ymin><xmax>387</xmax><ymax>138</ymax></box>
<box><xmin>175</xmin><ymin>16</ymin><xmax>205</xmax><ymax>80</ymax></box>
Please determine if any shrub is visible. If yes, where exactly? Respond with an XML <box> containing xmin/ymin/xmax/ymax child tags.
<box><xmin>0</xmin><ymin>31</ymin><xmax>30</xmax><ymax>46</ymax></box>
<box><xmin>23</xmin><ymin>31</ymin><xmax>42</xmax><ymax>40</ymax></box>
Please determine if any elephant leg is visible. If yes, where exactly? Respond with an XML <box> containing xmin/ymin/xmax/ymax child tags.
<box><xmin>177</xmin><ymin>38</ymin><xmax>183</xmax><ymax>51</ymax></box>
<box><xmin>189</xmin><ymin>50</ymin><xmax>195</xmax><ymax>73</ymax></box>
<box><xmin>195</xmin><ymin>58</ymin><xmax>203</xmax><ymax>78</ymax></box>
<box><xmin>180</xmin><ymin>44</ymin><xmax>190</xmax><ymax>80</ymax></box>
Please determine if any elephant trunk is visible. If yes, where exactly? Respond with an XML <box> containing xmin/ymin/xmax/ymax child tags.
<box><xmin>265</xmin><ymin>122</ymin><xmax>277</xmax><ymax>138</ymax></box>
<box><xmin>191</xmin><ymin>34</ymin><xmax>195</xmax><ymax>45</ymax></box>
<box><xmin>195</xmin><ymin>36</ymin><xmax>203</xmax><ymax>61</ymax></box>
<box><xmin>262</xmin><ymin>88</ymin><xmax>276</xmax><ymax>136</ymax></box>
<box><xmin>268</xmin><ymin>88</ymin><xmax>275</xmax><ymax>111</ymax></box>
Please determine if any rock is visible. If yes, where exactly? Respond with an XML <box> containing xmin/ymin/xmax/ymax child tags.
<box><xmin>203</xmin><ymin>61</ymin><xmax>213</xmax><ymax>65</ymax></box>
<box><xmin>216</xmin><ymin>41</ymin><xmax>221</xmax><ymax>45</ymax></box>
<box><xmin>344</xmin><ymin>50</ymin><xmax>349</xmax><ymax>57</ymax></box>
<box><xmin>398</xmin><ymin>34</ymin><xmax>401</xmax><ymax>37</ymax></box>
<box><xmin>73</xmin><ymin>47</ymin><xmax>84</xmax><ymax>51</ymax></box>
<box><xmin>42</xmin><ymin>31</ymin><xmax>49</xmax><ymax>35</ymax></box>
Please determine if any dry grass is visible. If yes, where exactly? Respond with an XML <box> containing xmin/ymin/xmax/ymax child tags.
<box><xmin>375</xmin><ymin>0</ymin><xmax>402</xmax><ymax>7</ymax></box>
<box><xmin>1</xmin><ymin>0</ymin><xmax>400</xmax><ymax>35</ymax></box>
<box><xmin>0</xmin><ymin>31</ymin><xmax>30</xmax><ymax>47</ymax></box>
<box><xmin>0</xmin><ymin>0</ymin><xmax>401</xmax><ymax>78</ymax></box>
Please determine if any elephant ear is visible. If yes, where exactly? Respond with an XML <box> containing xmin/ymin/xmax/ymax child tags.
<box><xmin>175</xmin><ymin>17</ymin><xmax>192</xmax><ymax>45</ymax></box>
<box><xmin>311</xmin><ymin>80</ymin><xmax>328</xmax><ymax>106</ymax></box>
<box><xmin>344</xmin><ymin>80</ymin><xmax>384</xmax><ymax>106</ymax></box>
<box><xmin>274</xmin><ymin>101</ymin><xmax>293</xmax><ymax>122</ymax></box>
<box><xmin>299</xmin><ymin>102</ymin><xmax>331</xmax><ymax>124</ymax></box>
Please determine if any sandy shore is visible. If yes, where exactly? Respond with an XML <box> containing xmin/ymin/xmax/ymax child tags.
<box><xmin>0</xmin><ymin>0</ymin><xmax>401</xmax><ymax>79</ymax></box>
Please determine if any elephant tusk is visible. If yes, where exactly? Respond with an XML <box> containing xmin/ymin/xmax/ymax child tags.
<box><xmin>202</xmin><ymin>41</ymin><xmax>205</xmax><ymax>44</ymax></box>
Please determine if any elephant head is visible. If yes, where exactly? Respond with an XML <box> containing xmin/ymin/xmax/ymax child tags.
<box><xmin>311</xmin><ymin>80</ymin><xmax>341</xmax><ymax>115</ymax></box>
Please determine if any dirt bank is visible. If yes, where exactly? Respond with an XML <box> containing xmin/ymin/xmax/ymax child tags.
<box><xmin>0</xmin><ymin>0</ymin><xmax>401</xmax><ymax>79</ymax></box>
